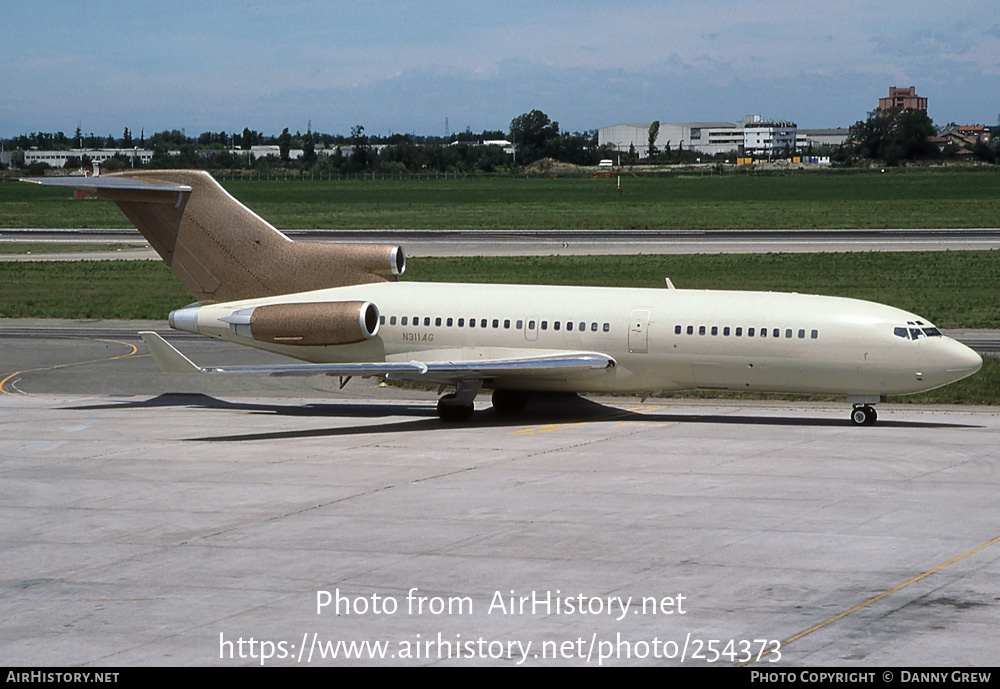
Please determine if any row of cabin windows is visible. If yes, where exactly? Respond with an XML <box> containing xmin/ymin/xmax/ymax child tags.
<box><xmin>381</xmin><ymin>315</ymin><xmax>611</xmax><ymax>333</ymax></box>
<box><xmin>675</xmin><ymin>325</ymin><xmax>819</xmax><ymax>340</ymax></box>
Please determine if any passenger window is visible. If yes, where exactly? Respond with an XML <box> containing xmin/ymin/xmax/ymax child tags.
<box><xmin>603</xmin><ymin>323</ymin><xmax>610</xmax><ymax>332</ymax></box>
<box><xmin>447</xmin><ymin>317</ymin><xmax>453</xmax><ymax>327</ymax></box>
<box><xmin>798</xmin><ymin>329</ymin><xmax>805</xmax><ymax>339</ymax></box>
<box><xmin>470</xmin><ymin>319</ymin><xmax>476</xmax><ymax>328</ymax></box>
<box><xmin>504</xmin><ymin>319</ymin><xmax>510</xmax><ymax>329</ymax></box>
<box><xmin>748</xmin><ymin>328</ymin><xmax>755</xmax><ymax>337</ymax></box>
<box><xmin>785</xmin><ymin>329</ymin><xmax>792</xmax><ymax>338</ymax></box>
<box><xmin>516</xmin><ymin>320</ymin><xmax>523</xmax><ymax>329</ymax></box>
<box><xmin>773</xmin><ymin>328</ymin><xmax>780</xmax><ymax>338</ymax></box>
<box><xmin>480</xmin><ymin>319</ymin><xmax>487</xmax><ymax>328</ymax></box>
<box><xmin>711</xmin><ymin>326</ymin><xmax>718</xmax><ymax>336</ymax></box>
<box><xmin>567</xmin><ymin>322</ymin><xmax>574</xmax><ymax>331</ymax></box>
<box><xmin>458</xmin><ymin>318</ymin><xmax>465</xmax><ymax>327</ymax></box>
<box><xmin>760</xmin><ymin>328</ymin><xmax>767</xmax><ymax>338</ymax></box>
<box><xmin>554</xmin><ymin>321</ymin><xmax>561</xmax><ymax>331</ymax></box>
<box><xmin>735</xmin><ymin>327</ymin><xmax>742</xmax><ymax>336</ymax></box>
<box><xmin>579</xmin><ymin>322</ymin><xmax>585</xmax><ymax>331</ymax></box>
<box><xmin>528</xmin><ymin>320</ymin><xmax>536</xmax><ymax>329</ymax></box>
<box><xmin>435</xmin><ymin>317</ymin><xmax>441</xmax><ymax>326</ymax></box>
<box><xmin>425</xmin><ymin>317</ymin><xmax>431</xmax><ymax>326</ymax></box>
<box><xmin>390</xmin><ymin>316</ymin><xmax>397</xmax><ymax>325</ymax></box>
<box><xmin>591</xmin><ymin>322</ymin><xmax>598</xmax><ymax>332</ymax></box>
<box><xmin>723</xmin><ymin>327</ymin><xmax>730</xmax><ymax>336</ymax></box>
<box><xmin>541</xmin><ymin>321</ymin><xmax>548</xmax><ymax>330</ymax></box>
<box><xmin>686</xmin><ymin>325</ymin><xmax>693</xmax><ymax>335</ymax></box>
<box><xmin>401</xmin><ymin>316</ymin><xmax>408</xmax><ymax>326</ymax></box>
<box><xmin>380</xmin><ymin>315</ymin><xmax>385</xmax><ymax>325</ymax></box>
<box><xmin>811</xmin><ymin>329</ymin><xmax>818</xmax><ymax>339</ymax></box>
<box><xmin>699</xmin><ymin>326</ymin><xmax>706</xmax><ymax>335</ymax></box>
<box><xmin>492</xmin><ymin>319</ymin><xmax>499</xmax><ymax>328</ymax></box>
<box><xmin>675</xmin><ymin>325</ymin><xmax>682</xmax><ymax>334</ymax></box>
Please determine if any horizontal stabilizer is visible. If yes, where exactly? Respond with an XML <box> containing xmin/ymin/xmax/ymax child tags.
<box><xmin>21</xmin><ymin>176</ymin><xmax>191</xmax><ymax>204</ymax></box>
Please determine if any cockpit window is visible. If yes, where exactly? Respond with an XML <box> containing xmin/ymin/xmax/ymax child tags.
<box><xmin>898</xmin><ymin>324</ymin><xmax>943</xmax><ymax>340</ymax></box>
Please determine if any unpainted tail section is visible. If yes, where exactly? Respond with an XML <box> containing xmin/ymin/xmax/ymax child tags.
<box><xmin>36</xmin><ymin>170</ymin><xmax>403</xmax><ymax>304</ymax></box>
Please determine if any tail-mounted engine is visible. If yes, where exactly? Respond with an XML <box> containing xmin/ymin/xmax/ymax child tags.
<box><xmin>221</xmin><ymin>301</ymin><xmax>381</xmax><ymax>346</ymax></box>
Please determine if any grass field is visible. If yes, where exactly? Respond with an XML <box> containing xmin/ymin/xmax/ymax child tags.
<box><xmin>0</xmin><ymin>242</ymin><xmax>138</xmax><ymax>254</ymax></box>
<box><xmin>2</xmin><ymin>251</ymin><xmax>997</xmax><ymax>327</ymax></box>
<box><xmin>3</xmin><ymin>168</ymin><xmax>999</xmax><ymax>230</ymax></box>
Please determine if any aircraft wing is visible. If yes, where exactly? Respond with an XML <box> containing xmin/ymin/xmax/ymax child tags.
<box><xmin>140</xmin><ymin>332</ymin><xmax>615</xmax><ymax>383</ymax></box>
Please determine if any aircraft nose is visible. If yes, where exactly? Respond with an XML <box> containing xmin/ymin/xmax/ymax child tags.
<box><xmin>944</xmin><ymin>339</ymin><xmax>983</xmax><ymax>378</ymax></box>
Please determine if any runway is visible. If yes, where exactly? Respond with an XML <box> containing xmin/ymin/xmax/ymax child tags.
<box><xmin>4</xmin><ymin>227</ymin><xmax>1000</xmax><ymax>259</ymax></box>
<box><xmin>2</xmin><ymin>322</ymin><xmax>999</xmax><ymax>666</ymax></box>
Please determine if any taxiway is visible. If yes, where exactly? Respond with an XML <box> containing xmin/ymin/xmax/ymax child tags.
<box><xmin>2</xmin><ymin>322</ymin><xmax>998</xmax><ymax>666</ymax></box>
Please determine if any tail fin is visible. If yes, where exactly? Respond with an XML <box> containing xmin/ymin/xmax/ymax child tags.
<box><xmin>23</xmin><ymin>170</ymin><xmax>404</xmax><ymax>304</ymax></box>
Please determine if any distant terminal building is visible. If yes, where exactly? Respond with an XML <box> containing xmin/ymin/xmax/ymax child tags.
<box><xmin>797</xmin><ymin>128</ymin><xmax>850</xmax><ymax>150</ymax></box>
<box><xmin>23</xmin><ymin>148</ymin><xmax>153</xmax><ymax>168</ymax></box>
<box><xmin>599</xmin><ymin>122</ymin><xmax>742</xmax><ymax>158</ymax></box>
<box><xmin>878</xmin><ymin>86</ymin><xmax>927</xmax><ymax>112</ymax></box>
<box><xmin>742</xmin><ymin>117</ymin><xmax>797</xmax><ymax>157</ymax></box>
<box><xmin>599</xmin><ymin>116</ymin><xmax>809</xmax><ymax>159</ymax></box>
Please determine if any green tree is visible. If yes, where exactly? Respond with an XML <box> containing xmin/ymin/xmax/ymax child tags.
<box><xmin>302</xmin><ymin>127</ymin><xmax>316</xmax><ymax>164</ymax></box>
<box><xmin>647</xmin><ymin>120</ymin><xmax>660</xmax><ymax>159</ymax></box>
<box><xmin>278</xmin><ymin>127</ymin><xmax>291</xmax><ymax>163</ymax></box>
<box><xmin>849</xmin><ymin>108</ymin><xmax>937</xmax><ymax>165</ymax></box>
<box><xmin>349</xmin><ymin>125</ymin><xmax>372</xmax><ymax>170</ymax></box>
<box><xmin>509</xmin><ymin>109</ymin><xmax>560</xmax><ymax>164</ymax></box>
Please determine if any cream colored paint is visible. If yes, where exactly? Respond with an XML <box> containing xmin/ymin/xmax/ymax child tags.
<box><xmin>177</xmin><ymin>281</ymin><xmax>982</xmax><ymax>398</ymax></box>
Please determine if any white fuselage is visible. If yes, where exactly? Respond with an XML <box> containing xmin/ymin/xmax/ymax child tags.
<box><xmin>173</xmin><ymin>282</ymin><xmax>983</xmax><ymax>399</ymax></box>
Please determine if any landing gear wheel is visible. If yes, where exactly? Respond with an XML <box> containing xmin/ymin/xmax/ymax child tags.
<box><xmin>491</xmin><ymin>389</ymin><xmax>529</xmax><ymax>416</ymax></box>
<box><xmin>850</xmin><ymin>405</ymin><xmax>877</xmax><ymax>426</ymax></box>
<box><xmin>437</xmin><ymin>394</ymin><xmax>475</xmax><ymax>422</ymax></box>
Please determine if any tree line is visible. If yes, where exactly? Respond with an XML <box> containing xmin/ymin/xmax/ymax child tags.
<box><xmin>5</xmin><ymin>107</ymin><xmax>998</xmax><ymax>174</ymax></box>
<box><xmin>3</xmin><ymin>110</ymin><xmax>619</xmax><ymax>175</ymax></box>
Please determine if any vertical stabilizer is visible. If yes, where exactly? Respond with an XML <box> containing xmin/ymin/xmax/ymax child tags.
<box><xmin>24</xmin><ymin>170</ymin><xmax>404</xmax><ymax>303</ymax></box>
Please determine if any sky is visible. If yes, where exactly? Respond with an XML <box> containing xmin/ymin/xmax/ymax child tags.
<box><xmin>3</xmin><ymin>1</ymin><xmax>998</xmax><ymax>140</ymax></box>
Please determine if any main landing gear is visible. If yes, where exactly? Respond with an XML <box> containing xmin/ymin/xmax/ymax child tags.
<box><xmin>851</xmin><ymin>405</ymin><xmax>878</xmax><ymax>426</ymax></box>
<box><xmin>436</xmin><ymin>379</ymin><xmax>482</xmax><ymax>422</ymax></box>
<box><xmin>491</xmin><ymin>389</ymin><xmax>529</xmax><ymax>417</ymax></box>
<box><xmin>435</xmin><ymin>383</ymin><xmax>531</xmax><ymax>422</ymax></box>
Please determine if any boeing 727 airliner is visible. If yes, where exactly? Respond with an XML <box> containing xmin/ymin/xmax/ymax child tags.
<box><xmin>23</xmin><ymin>171</ymin><xmax>982</xmax><ymax>425</ymax></box>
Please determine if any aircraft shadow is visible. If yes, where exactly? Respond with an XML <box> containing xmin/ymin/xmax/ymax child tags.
<box><xmin>63</xmin><ymin>392</ymin><xmax>980</xmax><ymax>442</ymax></box>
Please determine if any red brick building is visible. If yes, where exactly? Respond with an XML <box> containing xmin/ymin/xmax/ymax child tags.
<box><xmin>878</xmin><ymin>86</ymin><xmax>928</xmax><ymax>112</ymax></box>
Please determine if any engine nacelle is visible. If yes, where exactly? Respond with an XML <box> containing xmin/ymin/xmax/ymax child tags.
<box><xmin>330</xmin><ymin>243</ymin><xmax>405</xmax><ymax>278</ymax></box>
<box><xmin>222</xmin><ymin>301</ymin><xmax>380</xmax><ymax>346</ymax></box>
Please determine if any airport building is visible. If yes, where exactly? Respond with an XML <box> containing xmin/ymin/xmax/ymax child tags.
<box><xmin>23</xmin><ymin>148</ymin><xmax>154</xmax><ymax>168</ymax></box>
<box><xmin>742</xmin><ymin>118</ymin><xmax>798</xmax><ymax>157</ymax></box>
<box><xmin>598</xmin><ymin>116</ymin><xmax>802</xmax><ymax>159</ymax></box>
<box><xmin>599</xmin><ymin>121</ymin><xmax>741</xmax><ymax>158</ymax></box>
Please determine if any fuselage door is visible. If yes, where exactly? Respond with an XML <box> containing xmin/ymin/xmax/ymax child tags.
<box><xmin>629</xmin><ymin>308</ymin><xmax>650</xmax><ymax>353</ymax></box>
